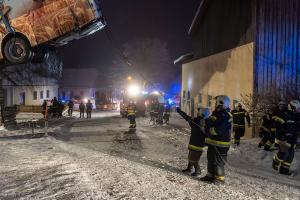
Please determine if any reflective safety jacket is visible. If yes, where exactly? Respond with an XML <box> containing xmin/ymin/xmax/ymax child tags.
<box><xmin>127</xmin><ymin>104</ymin><xmax>136</xmax><ymax>116</ymax></box>
<box><xmin>177</xmin><ymin>109</ymin><xmax>206</xmax><ymax>151</ymax></box>
<box><xmin>260</xmin><ymin>114</ymin><xmax>272</xmax><ymax>135</ymax></box>
<box><xmin>273</xmin><ymin>109</ymin><xmax>299</xmax><ymax>147</ymax></box>
<box><xmin>231</xmin><ymin>109</ymin><xmax>250</xmax><ymax>128</ymax></box>
<box><xmin>206</xmin><ymin>109</ymin><xmax>232</xmax><ymax>148</ymax></box>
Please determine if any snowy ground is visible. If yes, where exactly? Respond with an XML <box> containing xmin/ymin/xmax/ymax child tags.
<box><xmin>0</xmin><ymin>111</ymin><xmax>300</xmax><ymax>200</ymax></box>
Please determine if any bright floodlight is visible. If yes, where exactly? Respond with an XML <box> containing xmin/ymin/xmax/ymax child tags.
<box><xmin>152</xmin><ymin>91</ymin><xmax>159</xmax><ymax>95</ymax></box>
<box><xmin>128</xmin><ymin>85</ymin><xmax>140</xmax><ymax>97</ymax></box>
<box><xmin>83</xmin><ymin>98</ymin><xmax>88</xmax><ymax>103</ymax></box>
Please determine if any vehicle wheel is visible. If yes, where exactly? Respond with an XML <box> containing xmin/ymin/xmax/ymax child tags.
<box><xmin>3</xmin><ymin>36</ymin><xmax>32</xmax><ymax>64</ymax></box>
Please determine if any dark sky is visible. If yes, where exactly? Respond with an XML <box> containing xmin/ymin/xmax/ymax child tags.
<box><xmin>57</xmin><ymin>0</ymin><xmax>200</xmax><ymax>91</ymax></box>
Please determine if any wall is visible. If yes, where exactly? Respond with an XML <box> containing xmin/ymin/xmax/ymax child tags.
<box><xmin>181</xmin><ymin>43</ymin><xmax>254</xmax><ymax>137</ymax></box>
<box><xmin>6</xmin><ymin>85</ymin><xmax>58</xmax><ymax>106</ymax></box>
<box><xmin>255</xmin><ymin>0</ymin><xmax>300</xmax><ymax>97</ymax></box>
<box><xmin>191</xmin><ymin>0</ymin><xmax>254</xmax><ymax>59</ymax></box>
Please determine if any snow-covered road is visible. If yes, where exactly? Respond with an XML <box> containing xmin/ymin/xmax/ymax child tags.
<box><xmin>0</xmin><ymin>111</ymin><xmax>299</xmax><ymax>200</ymax></box>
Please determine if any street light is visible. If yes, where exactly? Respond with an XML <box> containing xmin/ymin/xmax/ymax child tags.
<box><xmin>127</xmin><ymin>76</ymin><xmax>132</xmax><ymax>81</ymax></box>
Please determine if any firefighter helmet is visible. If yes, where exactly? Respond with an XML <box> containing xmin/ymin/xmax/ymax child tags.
<box><xmin>288</xmin><ymin>100</ymin><xmax>300</xmax><ymax>111</ymax></box>
<box><xmin>198</xmin><ymin>107</ymin><xmax>210</xmax><ymax>119</ymax></box>
<box><xmin>278</xmin><ymin>101</ymin><xmax>287</xmax><ymax>106</ymax></box>
<box><xmin>215</xmin><ymin>95</ymin><xmax>230</xmax><ymax>109</ymax></box>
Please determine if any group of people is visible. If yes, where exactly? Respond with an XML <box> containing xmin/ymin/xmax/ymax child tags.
<box><xmin>258</xmin><ymin>100</ymin><xmax>300</xmax><ymax>175</ymax></box>
<box><xmin>42</xmin><ymin>98</ymin><xmax>94</xmax><ymax>119</ymax></box>
<box><xmin>42</xmin><ymin>97</ymin><xmax>65</xmax><ymax>119</ymax></box>
<box><xmin>149</xmin><ymin>99</ymin><xmax>171</xmax><ymax>125</ymax></box>
<box><xmin>177</xmin><ymin>95</ymin><xmax>300</xmax><ymax>184</ymax></box>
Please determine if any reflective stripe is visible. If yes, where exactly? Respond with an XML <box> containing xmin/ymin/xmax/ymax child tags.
<box><xmin>188</xmin><ymin>144</ymin><xmax>205</xmax><ymax>151</ymax></box>
<box><xmin>265</xmin><ymin>140</ymin><xmax>274</xmax><ymax>147</ymax></box>
<box><xmin>210</xmin><ymin>127</ymin><xmax>217</xmax><ymax>135</ymax></box>
<box><xmin>282</xmin><ymin>162</ymin><xmax>291</xmax><ymax>166</ymax></box>
<box><xmin>234</xmin><ymin>139</ymin><xmax>240</xmax><ymax>142</ymax></box>
<box><xmin>271</xmin><ymin>128</ymin><xmax>276</xmax><ymax>132</ymax></box>
<box><xmin>205</xmin><ymin>138</ymin><xmax>230</xmax><ymax>147</ymax></box>
<box><xmin>233</xmin><ymin>112</ymin><xmax>245</xmax><ymax>115</ymax></box>
<box><xmin>210</xmin><ymin>116</ymin><xmax>217</xmax><ymax>121</ymax></box>
<box><xmin>227</xmin><ymin>112</ymin><xmax>233</xmax><ymax>118</ymax></box>
<box><xmin>272</xmin><ymin>116</ymin><xmax>285</xmax><ymax>124</ymax></box>
<box><xmin>233</xmin><ymin>124</ymin><xmax>245</xmax><ymax>128</ymax></box>
<box><xmin>274</xmin><ymin>154</ymin><xmax>283</xmax><ymax>162</ymax></box>
<box><xmin>215</xmin><ymin>176</ymin><xmax>225</xmax><ymax>181</ymax></box>
<box><xmin>280</xmin><ymin>164</ymin><xmax>290</xmax><ymax>169</ymax></box>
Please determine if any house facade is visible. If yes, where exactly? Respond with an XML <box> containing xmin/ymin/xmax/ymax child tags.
<box><xmin>178</xmin><ymin>0</ymin><xmax>300</xmax><ymax>138</ymax></box>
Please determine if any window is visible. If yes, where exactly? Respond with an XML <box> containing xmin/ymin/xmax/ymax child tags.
<box><xmin>187</xmin><ymin>91</ymin><xmax>191</xmax><ymax>100</ymax></box>
<box><xmin>46</xmin><ymin>90</ymin><xmax>50</xmax><ymax>98</ymax></box>
<box><xmin>40</xmin><ymin>91</ymin><xmax>44</xmax><ymax>99</ymax></box>
<box><xmin>207</xmin><ymin>95</ymin><xmax>213</xmax><ymax>107</ymax></box>
<box><xmin>33</xmin><ymin>91</ymin><xmax>37</xmax><ymax>100</ymax></box>
<box><xmin>183</xmin><ymin>90</ymin><xmax>186</xmax><ymax>100</ymax></box>
<box><xmin>198</xmin><ymin>93</ymin><xmax>202</xmax><ymax>104</ymax></box>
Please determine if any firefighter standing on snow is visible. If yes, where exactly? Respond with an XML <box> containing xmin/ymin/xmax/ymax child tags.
<box><xmin>177</xmin><ymin>107</ymin><xmax>210</xmax><ymax>176</ymax></box>
<box><xmin>201</xmin><ymin>95</ymin><xmax>232</xmax><ymax>184</ymax></box>
<box><xmin>258</xmin><ymin>111</ymin><xmax>273</xmax><ymax>149</ymax></box>
<box><xmin>272</xmin><ymin>100</ymin><xmax>300</xmax><ymax>175</ymax></box>
<box><xmin>127</xmin><ymin>101</ymin><xmax>137</xmax><ymax>128</ymax></box>
<box><xmin>262</xmin><ymin>104</ymin><xmax>283</xmax><ymax>151</ymax></box>
<box><xmin>231</xmin><ymin>103</ymin><xmax>251</xmax><ymax>146</ymax></box>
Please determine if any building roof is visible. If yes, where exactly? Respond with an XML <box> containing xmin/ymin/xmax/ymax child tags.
<box><xmin>174</xmin><ymin>53</ymin><xmax>194</xmax><ymax>65</ymax></box>
<box><xmin>188</xmin><ymin>0</ymin><xmax>209</xmax><ymax>36</ymax></box>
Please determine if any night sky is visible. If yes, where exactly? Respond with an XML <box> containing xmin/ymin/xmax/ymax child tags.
<box><xmin>57</xmin><ymin>0</ymin><xmax>200</xmax><ymax>93</ymax></box>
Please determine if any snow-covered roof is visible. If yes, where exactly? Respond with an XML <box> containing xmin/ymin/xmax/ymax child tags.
<box><xmin>174</xmin><ymin>53</ymin><xmax>194</xmax><ymax>65</ymax></box>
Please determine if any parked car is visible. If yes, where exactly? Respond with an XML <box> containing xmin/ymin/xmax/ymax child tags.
<box><xmin>0</xmin><ymin>0</ymin><xmax>105</xmax><ymax>64</ymax></box>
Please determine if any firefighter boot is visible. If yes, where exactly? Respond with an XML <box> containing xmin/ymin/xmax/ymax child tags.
<box><xmin>200</xmin><ymin>175</ymin><xmax>215</xmax><ymax>183</ymax></box>
<box><xmin>182</xmin><ymin>163</ymin><xmax>192</xmax><ymax>173</ymax></box>
<box><xmin>191</xmin><ymin>164</ymin><xmax>201</xmax><ymax>176</ymax></box>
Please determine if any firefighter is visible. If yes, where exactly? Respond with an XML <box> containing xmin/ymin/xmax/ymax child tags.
<box><xmin>79</xmin><ymin>102</ymin><xmax>85</xmax><ymax>118</ymax></box>
<box><xmin>258</xmin><ymin>112</ymin><xmax>273</xmax><ymax>148</ymax></box>
<box><xmin>231</xmin><ymin>103</ymin><xmax>251</xmax><ymax>146</ymax></box>
<box><xmin>158</xmin><ymin>104</ymin><xmax>164</xmax><ymax>124</ymax></box>
<box><xmin>68</xmin><ymin>100</ymin><xmax>74</xmax><ymax>117</ymax></box>
<box><xmin>163</xmin><ymin>104</ymin><xmax>171</xmax><ymax>124</ymax></box>
<box><xmin>52</xmin><ymin>97</ymin><xmax>59</xmax><ymax>118</ymax></box>
<box><xmin>149</xmin><ymin>100</ymin><xmax>155</xmax><ymax>123</ymax></box>
<box><xmin>86</xmin><ymin>100</ymin><xmax>93</xmax><ymax>119</ymax></box>
<box><xmin>264</xmin><ymin>102</ymin><xmax>287</xmax><ymax>151</ymax></box>
<box><xmin>42</xmin><ymin>100</ymin><xmax>48</xmax><ymax>119</ymax></box>
<box><xmin>272</xmin><ymin>100</ymin><xmax>300</xmax><ymax>175</ymax></box>
<box><xmin>201</xmin><ymin>95</ymin><xmax>232</xmax><ymax>184</ymax></box>
<box><xmin>153</xmin><ymin>99</ymin><xmax>160</xmax><ymax>125</ymax></box>
<box><xmin>177</xmin><ymin>107</ymin><xmax>210</xmax><ymax>176</ymax></box>
<box><xmin>127</xmin><ymin>101</ymin><xmax>137</xmax><ymax>128</ymax></box>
